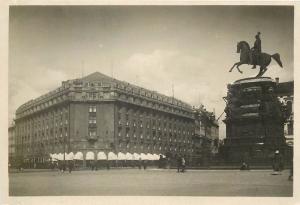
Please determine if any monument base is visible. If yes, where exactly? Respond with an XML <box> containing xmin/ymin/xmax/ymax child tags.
<box><xmin>223</xmin><ymin>77</ymin><xmax>288</xmax><ymax>165</ymax></box>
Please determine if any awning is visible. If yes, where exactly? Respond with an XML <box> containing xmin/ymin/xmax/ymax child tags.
<box><xmin>117</xmin><ymin>152</ymin><xmax>126</xmax><ymax>160</ymax></box>
<box><xmin>108</xmin><ymin>152</ymin><xmax>117</xmax><ymax>160</ymax></box>
<box><xmin>125</xmin><ymin>152</ymin><xmax>134</xmax><ymax>160</ymax></box>
<box><xmin>133</xmin><ymin>153</ymin><xmax>141</xmax><ymax>160</ymax></box>
<box><xmin>66</xmin><ymin>152</ymin><xmax>74</xmax><ymax>160</ymax></box>
<box><xmin>57</xmin><ymin>153</ymin><xmax>64</xmax><ymax>161</ymax></box>
<box><xmin>51</xmin><ymin>153</ymin><xmax>58</xmax><ymax>161</ymax></box>
<box><xmin>147</xmin><ymin>153</ymin><xmax>154</xmax><ymax>160</ymax></box>
<box><xmin>153</xmin><ymin>154</ymin><xmax>160</xmax><ymax>160</ymax></box>
<box><xmin>140</xmin><ymin>153</ymin><xmax>148</xmax><ymax>160</ymax></box>
<box><xmin>86</xmin><ymin>151</ymin><xmax>95</xmax><ymax>160</ymax></box>
<box><xmin>74</xmin><ymin>152</ymin><xmax>83</xmax><ymax>160</ymax></box>
<box><xmin>97</xmin><ymin>152</ymin><xmax>107</xmax><ymax>160</ymax></box>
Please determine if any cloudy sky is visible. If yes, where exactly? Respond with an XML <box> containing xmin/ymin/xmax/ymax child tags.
<box><xmin>9</xmin><ymin>6</ymin><xmax>294</xmax><ymax>138</ymax></box>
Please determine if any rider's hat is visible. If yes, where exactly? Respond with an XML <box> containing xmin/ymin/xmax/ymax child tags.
<box><xmin>255</xmin><ymin>32</ymin><xmax>261</xmax><ymax>38</ymax></box>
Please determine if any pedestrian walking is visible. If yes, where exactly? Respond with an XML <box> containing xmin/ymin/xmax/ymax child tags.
<box><xmin>288</xmin><ymin>166</ymin><xmax>293</xmax><ymax>181</ymax></box>
<box><xmin>68</xmin><ymin>160</ymin><xmax>73</xmax><ymax>173</ymax></box>
<box><xmin>288</xmin><ymin>151</ymin><xmax>293</xmax><ymax>181</ymax></box>
<box><xmin>240</xmin><ymin>162</ymin><xmax>249</xmax><ymax>170</ymax></box>
<box><xmin>138</xmin><ymin>157</ymin><xmax>142</xmax><ymax>170</ymax></box>
<box><xmin>51</xmin><ymin>161</ymin><xmax>55</xmax><ymax>170</ymax></box>
<box><xmin>272</xmin><ymin>150</ymin><xmax>283</xmax><ymax>175</ymax></box>
<box><xmin>62</xmin><ymin>162</ymin><xmax>66</xmax><ymax>172</ymax></box>
<box><xmin>106</xmin><ymin>160</ymin><xmax>110</xmax><ymax>170</ymax></box>
<box><xmin>177</xmin><ymin>156</ymin><xmax>181</xmax><ymax>173</ymax></box>
<box><xmin>181</xmin><ymin>157</ymin><xmax>186</xmax><ymax>173</ymax></box>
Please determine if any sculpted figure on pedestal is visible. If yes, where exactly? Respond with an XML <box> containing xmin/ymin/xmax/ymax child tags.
<box><xmin>229</xmin><ymin>32</ymin><xmax>283</xmax><ymax>77</ymax></box>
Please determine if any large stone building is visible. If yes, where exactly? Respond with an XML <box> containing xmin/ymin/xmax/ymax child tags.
<box><xmin>14</xmin><ymin>72</ymin><xmax>195</xmax><ymax>167</ymax></box>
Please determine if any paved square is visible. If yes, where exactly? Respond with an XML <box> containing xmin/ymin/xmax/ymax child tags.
<box><xmin>9</xmin><ymin>169</ymin><xmax>293</xmax><ymax>196</ymax></box>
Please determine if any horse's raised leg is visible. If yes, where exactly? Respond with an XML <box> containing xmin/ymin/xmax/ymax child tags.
<box><xmin>229</xmin><ymin>62</ymin><xmax>239</xmax><ymax>72</ymax></box>
<box><xmin>236</xmin><ymin>63</ymin><xmax>243</xmax><ymax>74</ymax></box>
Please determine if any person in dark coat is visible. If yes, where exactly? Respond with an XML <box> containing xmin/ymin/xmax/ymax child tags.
<box><xmin>138</xmin><ymin>158</ymin><xmax>142</xmax><ymax>170</ymax></box>
<box><xmin>181</xmin><ymin>157</ymin><xmax>186</xmax><ymax>173</ymax></box>
<box><xmin>250</xmin><ymin>32</ymin><xmax>262</xmax><ymax>69</ymax></box>
<box><xmin>240</xmin><ymin>162</ymin><xmax>249</xmax><ymax>170</ymax></box>
<box><xmin>177</xmin><ymin>156</ymin><xmax>182</xmax><ymax>173</ymax></box>
<box><xmin>68</xmin><ymin>160</ymin><xmax>74</xmax><ymax>173</ymax></box>
<box><xmin>273</xmin><ymin>150</ymin><xmax>283</xmax><ymax>172</ymax></box>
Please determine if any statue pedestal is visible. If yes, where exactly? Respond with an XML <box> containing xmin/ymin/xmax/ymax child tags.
<box><xmin>223</xmin><ymin>77</ymin><xmax>286</xmax><ymax>165</ymax></box>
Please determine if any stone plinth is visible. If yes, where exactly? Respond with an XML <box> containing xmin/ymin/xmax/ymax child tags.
<box><xmin>223</xmin><ymin>77</ymin><xmax>286</xmax><ymax>164</ymax></box>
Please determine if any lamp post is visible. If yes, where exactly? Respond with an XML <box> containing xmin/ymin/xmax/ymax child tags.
<box><xmin>59</xmin><ymin>133</ymin><xmax>66</xmax><ymax>171</ymax></box>
<box><xmin>63</xmin><ymin>134</ymin><xmax>66</xmax><ymax>171</ymax></box>
<box><xmin>21</xmin><ymin>135</ymin><xmax>24</xmax><ymax>170</ymax></box>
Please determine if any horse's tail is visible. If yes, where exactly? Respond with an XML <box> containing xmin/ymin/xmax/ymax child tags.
<box><xmin>271</xmin><ymin>53</ymin><xmax>283</xmax><ymax>68</ymax></box>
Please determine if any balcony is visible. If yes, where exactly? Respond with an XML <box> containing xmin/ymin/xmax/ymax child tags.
<box><xmin>88</xmin><ymin>123</ymin><xmax>97</xmax><ymax>128</ymax></box>
<box><xmin>86</xmin><ymin>135</ymin><xmax>98</xmax><ymax>143</ymax></box>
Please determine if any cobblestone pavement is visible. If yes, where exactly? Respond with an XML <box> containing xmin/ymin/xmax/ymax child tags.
<box><xmin>9</xmin><ymin>169</ymin><xmax>293</xmax><ymax>196</ymax></box>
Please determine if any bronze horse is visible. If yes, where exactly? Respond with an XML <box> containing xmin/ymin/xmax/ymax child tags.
<box><xmin>229</xmin><ymin>41</ymin><xmax>283</xmax><ymax>77</ymax></box>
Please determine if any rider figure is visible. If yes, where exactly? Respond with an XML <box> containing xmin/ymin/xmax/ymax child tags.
<box><xmin>249</xmin><ymin>32</ymin><xmax>261</xmax><ymax>69</ymax></box>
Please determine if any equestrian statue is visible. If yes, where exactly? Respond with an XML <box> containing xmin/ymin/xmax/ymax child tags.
<box><xmin>229</xmin><ymin>32</ymin><xmax>283</xmax><ymax>77</ymax></box>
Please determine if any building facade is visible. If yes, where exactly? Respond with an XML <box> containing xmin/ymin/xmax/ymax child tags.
<box><xmin>276</xmin><ymin>80</ymin><xmax>294</xmax><ymax>147</ymax></box>
<box><xmin>8</xmin><ymin>124</ymin><xmax>16</xmax><ymax>166</ymax></box>
<box><xmin>192</xmin><ymin>105</ymin><xmax>219</xmax><ymax>166</ymax></box>
<box><xmin>14</xmin><ymin>72</ymin><xmax>195</xmax><ymax>167</ymax></box>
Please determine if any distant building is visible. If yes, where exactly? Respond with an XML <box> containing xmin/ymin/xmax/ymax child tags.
<box><xmin>13</xmin><ymin>72</ymin><xmax>195</xmax><ymax>167</ymax></box>
<box><xmin>8</xmin><ymin>123</ymin><xmax>16</xmax><ymax>166</ymax></box>
<box><xmin>276</xmin><ymin>80</ymin><xmax>294</xmax><ymax>147</ymax></box>
<box><xmin>192</xmin><ymin>105</ymin><xmax>219</xmax><ymax>166</ymax></box>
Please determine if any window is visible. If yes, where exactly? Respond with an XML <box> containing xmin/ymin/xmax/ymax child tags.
<box><xmin>89</xmin><ymin>119</ymin><xmax>96</xmax><ymax>124</ymax></box>
<box><xmin>89</xmin><ymin>130</ymin><xmax>96</xmax><ymax>137</ymax></box>
<box><xmin>89</xmin><ymin>105</ymin><xmax>96</xmax><ymax>113</ymax></box>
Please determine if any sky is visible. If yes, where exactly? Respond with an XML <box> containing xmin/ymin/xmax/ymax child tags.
<box><xmin>9</xmin><ymin>6</ymin><xmax>294</xmax><ymax>138</ymax></box>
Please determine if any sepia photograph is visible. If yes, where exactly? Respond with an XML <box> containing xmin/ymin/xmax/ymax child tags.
<box><xmin>5</xmin><ymin>3</ymin><xmax>296</xmax><ymax>202</ymax></box>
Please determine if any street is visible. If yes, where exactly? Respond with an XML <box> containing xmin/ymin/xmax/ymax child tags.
<box><xmin>9</xmin><ymin>169</ymin><xmax>292</xmax><ymax>196</ymax></box>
